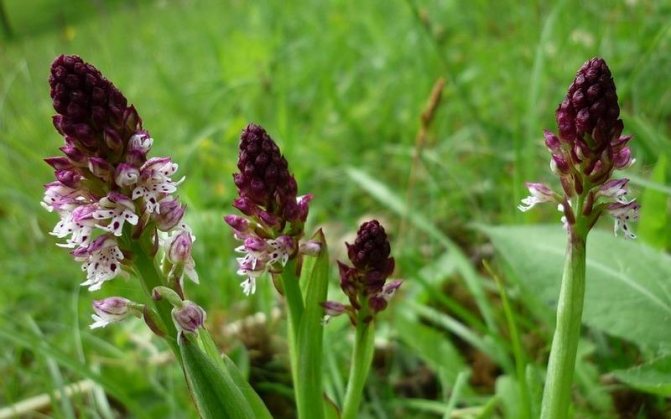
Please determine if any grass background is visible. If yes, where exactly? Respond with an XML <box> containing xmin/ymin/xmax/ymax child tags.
<box><xmin>1</xmin><ymin>0</ymin><xmax>670</xmax><ymax>417</ymax></box>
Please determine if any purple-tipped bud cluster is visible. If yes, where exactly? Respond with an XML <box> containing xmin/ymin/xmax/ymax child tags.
<box><xmin>520</xmin><ymin>58</ymin><xmax>639</xmax><ymax>238</ymax></box>
<box><xmin>226</xmin><ymin>124</ymin><xmax>313</xmax><ymax>295</ymax></box>
<box><xmin>324</xmin><ymin>220</ymin><xmax>401</xmax><ymax>324</ymax></box>
<box><xmin>43</xmin><ymin>55</ymin><xmax>196</xmax><ymax>302</ymax></box>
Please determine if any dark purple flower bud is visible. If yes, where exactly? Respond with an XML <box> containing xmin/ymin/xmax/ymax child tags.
<box><xmin>45</xmin><ymin>156</ymin><xmax>72</xmax><ymax>170</ymax></box>
<box><xmin>233</xmin><ymin>124</ymin><xmax>305</xmax><ymax>225</ymax></box>
<box><xmin>335</xmin><ymin>220</ymin><xmax>398</xmax><ymax>318</ymax></box>
<box><xmin>556</xmin><ymin>58</ymin><xmax>621</xmax><ymax>152</ymax></box>
<box><xmin>543</xmin><ymin>130</ymin><xmax>561</xmax><ymax>152</ymax></box>
<box><xmin>55</xmin><ymin>169</ymin><xmax>81</xmax><ymax>188</ymax></box>
<box><xmin>49</xmin><ymin>55</ymin><xmax>137</xmax><ymax>158</ymax></box>
<box><xmin>224</xmin><ymin>215</ymin><xmax>251</xmax><ymax>235</ymax></box>
<box><xmin>232</xmin><ymin>196</ymin><xmax>258</xmax><ymax>217</ymax></box>
<box><xmin>59</xmin><ymin>144</ymin><xmax>86</xmax><ymax>165</ymax></box>
<box><xmin>550</xmin><ymin>155</ymin><xmax>571</xmax><ymax>176</ymax></box>
<box><xmin>613</xmin><ymin>147</ymin><xmax>633</xmax><ymax>169</ymax></box>
<box><xmin>346</xmin><ymin>220</ymin><xmax>393</xmax><ymax>276</ymax></box>
<box><xmin>172</xmin><ymin>301</ymin><xmax>206</xmax><ymax>334</ymax></box>
<box><xmin>88</xmin><ymin>157</ymin><xmax>114</xmax><ymax>182</ymax></box>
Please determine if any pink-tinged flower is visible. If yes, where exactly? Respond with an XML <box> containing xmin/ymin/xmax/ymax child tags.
<box><xmin>156</xmin><ymin>197</ymin><xmax>186</xmax><ymax>231</ymax></box>
<box><xmin>235</xmin><ymin>235</ymin><xmax>294</xmax><ymax>295</ymax></box>
<box><xmin>128</xmin><ymin>131</ymin><xmax>153</xmax><ymax>154</ymax></box>
<box><xmin>114</xmin><ymin>163</ymin><xmax>140</xmax><ymax>187</ymax></box>
<box><xmin>172</xmin><ymin>301</ymin><xmax>206</xmax><ymax>334</ymax></box>
<box><xmin>90</xmin><ymin>297</ymin><xmax>132</xmax><ymax>329</ymax></box>
<box><xmin>41</xmin><ymin>181</ymin><xmax>88</xmax><ymax>213</ymax></box>
<box><xmin>597</xmin><ymin>179</ymin><xmax>629</xmax><ymax>202</ymax></box>
<box><xmin>74</xmin><ymin>234</ymin><xmax>125</xmax><ymax>291</ymax></box>
<box><xmin>607</xmin><ymin>200</ymin><xmax>640</xmax><ymax>239</ymax></box>
<box><xmin>51</xmin><ymin>204</ymin><xmax>98</xmax><ymax>248</ymax></box>
<box><xmin>93</xmin><ymin>192</ymin><xmax>139</xmax><ymax>236</ymax></box>
<box><xmin>167</xmin><ymin>229</ymin><xmax>198</xmax><ymax>284</ymax></box>
<box><xmin>518</xmin><ymin>183</ymin><xmax>558</xmax><ymax>212</ymax></box>
<box><xmin>132</xmin><ymin>157</ymin><xmax>184</xmax><ymax>214</ymax></box>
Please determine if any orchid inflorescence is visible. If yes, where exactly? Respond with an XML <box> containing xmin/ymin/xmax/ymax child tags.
<box><xmin>519</xmin><ymin>57</ymin><xmax>639</xmax><ymax>239</ymax></box>
<box><xmin>42</xmin><ymin>55</ymin><xmax>203</xmax><ymax>332</ymax></box>
<box><xmin>323</xmin><ymin>220</ymin><xmax>402</xmax><ymax>324</ymax></box>
<box><xmin>224</xmin><ymin>123</ymin><xmax>312</xmax><ymax>296</ymax></box>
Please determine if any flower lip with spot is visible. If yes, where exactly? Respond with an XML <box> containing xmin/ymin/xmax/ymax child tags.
<box><xmin>74</xmin><ymin>234</ymin><xmax>125</xmax><ymax>291</ymax></box>
<box><xmin>92</xmin><ymin>192</ymin><xmax>139</xmax><ymax>236</ymax></box>
<box><xmin>607</xmin><ymin>200</ymin><xmax>640</xmax><ymax>239</ymax></box>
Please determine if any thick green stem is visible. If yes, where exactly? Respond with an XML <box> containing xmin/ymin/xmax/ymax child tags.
<box><xmin>341</xmin><ymin>311</ymin><xmax>375</xmax><ymax>419</ymax></box>
<box><xmin>540</xmin><ymin>230</ymin><xmax>587</xmax><ymax>419</ymax></box>
<box><xmin>129</xmin><ymin>238</ymin><xmax>179</xmax><ymax>355</ymax></box>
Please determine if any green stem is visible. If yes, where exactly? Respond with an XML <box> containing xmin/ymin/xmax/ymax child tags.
<box><xmin>540</xmin><ymin>228</ymin><xmax>587</xmax><ymax>419</ymax></box>
<box><xmin>279</xmin><ymin>261</ymin><xmax>307</xmax><ymax>417</ymax></box>
<box><xmin>129</xmin><ymin>238</ymin><xmax>179</xmax><ymax>355</ymax></box>
<box><xmin>341</xmin><ymin>310</ymin><xmax>375</xmax><ymax>419</ymax></box>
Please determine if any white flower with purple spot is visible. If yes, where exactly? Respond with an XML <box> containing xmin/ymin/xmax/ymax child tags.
<box><xmin>235</xmin><ymin>235</ymin><xmax>293</xmax><ymax>295</ymax></box>
<box><xmin>75</xmin><ymin>234</ymin><xmax>125</xmax><ymax>291</ymax></box>
<box><xmin>51</xmin><ymin>204</ymin><xmax>98</xmax><ymax>248</ymax></box>
<box><xmin>132</xmin><ymin>157</ymin><xmax>184</xmax><ymax>214</ymax></box>
<box><xmin>93</xmin><ymin>192</ymin><xmax>139</xmax><ymax>236</ymax></box>
<box><xmin>607</xmin><ymin>200</ymin><xmax>640</xmax><ymax>239</ymax></box>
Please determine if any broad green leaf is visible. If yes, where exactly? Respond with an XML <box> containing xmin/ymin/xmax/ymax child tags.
<box><xmin>612</xmin><ymin>355</ymin><xmax>671</xmax><ymax>396</ymax></box>
<box><xmin>179</xmin><ymin>335</ymin><xmax>256</xmax><ymax>419</ymax></box>
<box><xmin>480</xmin><ymin>225</ymin><xmax>671</xmax><ymax>347</ymax></box>
<box><xmin>638</xmin><ymin>155</ymin><xmax>670</xmax><ymax>250</ymax></box>
<box><xmin>296</xmin><ymin>229</ymin><xmax>329</xmax><ymax>419</ymax></box>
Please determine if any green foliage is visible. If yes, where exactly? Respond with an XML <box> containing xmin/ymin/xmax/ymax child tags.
<box><xmin>481</xmin><ymin>225</ymin><xmax>671</xmax><ymax>347</ymax></box>
<box><xmin>1</xmin><ymin>0</ymin><xmax>670</xmax><ymax>417</ymax></box>
<box><xmin>638</xmin><ymin>155</ymin><xmax>671</xmax><ymax>250</ymax></box>
<box><xmin>613</xmin><ymin>355</ymin><xmax>671</xmax><ymax>397</ymax></box>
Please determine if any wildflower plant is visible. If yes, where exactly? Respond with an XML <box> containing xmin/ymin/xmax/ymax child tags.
<box><xmin>520</xmin><ymin>57</ymin><xmax>639</xmax><ymax>419</ymax></box>
<box><xmin>323</xmin><ymin>220</ymin><xmax>401</xmax><ymax>419</ymax></box>
<box><xmin>43</xmin><ymin>55</ymin><xmax>271</xmax><ymax>419</ymax></box>
<box><xmin>43</xmin><ymin>59</ymin><xmax>402</xmax><ymax>419</ymax></box>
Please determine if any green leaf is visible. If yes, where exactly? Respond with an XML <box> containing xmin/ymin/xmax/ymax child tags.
<box><xmin>179</xmin><ymin>334</ymin><xmax>256</xmax><ymax>419</ymax></box>
<box><xmin>612</xmin><ymin>355</ymin><xmax>671</xmax><ymax>396</ymax></box>
<box><xmin>295</xmin><ymin>229</ymin><xmax>330</xmax><ymax>419</ymax></box>
<box><xmin>480</xmin><ymin>225</ymin><xmax>671</xmax><ymax>347</ymax></box>
<box><xmin>638</xmin><ymin>155</ymin><xmax>670</xmax><ymax>250</ymax></box>
<box><xmin>222</xmin><ymin>355</ymin><xmax>273</xmax><ymax>419</ymax></box>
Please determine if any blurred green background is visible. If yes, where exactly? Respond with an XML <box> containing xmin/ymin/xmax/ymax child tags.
<box><xmin>1</xmin><ymin>0</ymin><xmax>670</xmax><ymax>417</ymax></box>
